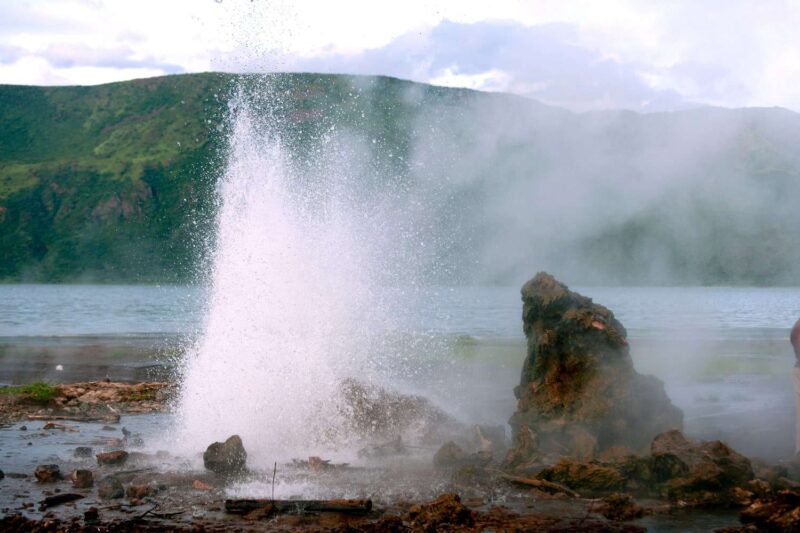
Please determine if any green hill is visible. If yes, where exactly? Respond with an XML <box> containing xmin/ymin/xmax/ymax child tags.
<box><xmin>1</xmin><ymin>72</ymin><xmax>799</xmax><ymax>285</ymax></box>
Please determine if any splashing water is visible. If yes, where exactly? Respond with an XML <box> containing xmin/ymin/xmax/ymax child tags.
<box><xmin>176</xmin><ymin>96</ymin><xmax>377</xmax><ymax>465</ymax></box>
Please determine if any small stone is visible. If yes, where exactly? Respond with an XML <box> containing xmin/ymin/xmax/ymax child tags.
<box><xmin>101</xmin><ymin>425</ymin><xmax>116</xmax><ymax>431</ymax></box>
<box><xmin>19</xmin><ymin>425</ymin><xmax>27</xmax><ymax>431</ymax></box>
<box><xmin>0</xmin><ymin>469</ymin><xmax>4</xmax><ymax>480</ymax></box>
<box><xmin>203</xmin><ymin>435</ymin><xmax>247</xmax><ymax>476</ymax></box>
<box><xmin>74</xmin><ymin>446</ymin><xmax>93</xmax><ymax>458</ymax></box>
<box><xmin>34</xmin><ymin>465</ymin><xmax>61</xmax><ymax>483</ymax></box>
<box><xmin>71</xmin><ymin>469</ymin><xmax>93</xmax><ymax>489</ymax></box>
<box><xmin>84</xmin><ymin>506</ymin><xmax>99</xmax><ymax>523</ymax></box>
<box><xmin>97</xmin><ymin>476</ymin><xmax>124</xmax><ymax>500</ymax></box>
<box><xmin>192</xmin><ymin>480</ymin><xmax>212</xmax><ymax>491</ymax></box>
<box><xmin>126</xmin><ymin>483</ymin><xmax>155</xmax><ymax>499</ymax></box>
<box><xmin>96</xmin><ymin>450</ymin><xmax>128</xmax><ymax>466</ymax></box>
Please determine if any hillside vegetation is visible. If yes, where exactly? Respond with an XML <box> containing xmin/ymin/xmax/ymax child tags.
<box><xmin>1</xmin><ymin>72</ymin><xmax>799</xmax><ymax>285</ymax></box>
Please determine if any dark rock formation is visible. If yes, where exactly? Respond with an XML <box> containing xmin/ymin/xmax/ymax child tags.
<box><xmin>506</xmin><ymin>273</ymin><xmax>682</xmax><ymax>468</ymax></box>
<box><xmin>34</xmin><ymin>464</ymin><xmax>61</xmax><ymax>482</ymax></box>
<box><xmin>203</xmin><ymin>435</ymin><xmax>247</xmax><ymax>476</ymax></box>
<box><xmin>70</xmin><ymin>469</ymin><xmax>93</xmax><ymax>488</ymax></box>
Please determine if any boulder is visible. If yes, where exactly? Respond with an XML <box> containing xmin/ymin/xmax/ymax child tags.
<box><xmin>34</xmin><ymin>464</ymin><xmax>61</xmax><ymax>483</ymax></box>
<box><xmin>506</xmin><ymin>273</ymin><xmax>682</xmax><ymax>467</ymax></box>
<box><xmin>203</xmin><ymin>435</ymin><xmax>247</xmax><ymax>476</ymax></box>
<box><xmin>97</xmin><ymin>476</ymin><xmax>124</xmax><ymax>500</ymax></box>
<box><xmin>70</xmin><ymin>469</ymin><xmax>93</xmax><ymax>489</ymax></box>
<box><xmin>96</xmin><ymin>450</ymin><xmax>128</xmax><ymax>466</ymax></box>
<box><xmin>651</xmin><ymin>430</ymin><xmax>754</xmax><ymax>505</ymax></box>
<box><xmin>339</xmin><ymin>378</ymin><xmax>464</xmax><ymax>444</ymax></box>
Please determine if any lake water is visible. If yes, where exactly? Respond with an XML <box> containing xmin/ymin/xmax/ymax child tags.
<box><xmin>1</xmin><ymin>284</ymin><xmax>799</xmax><ymax>459</ymax></box>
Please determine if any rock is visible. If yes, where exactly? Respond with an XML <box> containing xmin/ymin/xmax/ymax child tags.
<box><xmin>740</xmin><ymin>489</ymin><xmax>800</xmax><ymax>530</ymax></box>
<box><xmin>84</xmin><ymin>506</ymin><xmax>99</xmax><ymax>524</ymax></box>
<box><xmin>126</xmin><ymin>483</ymin><xmax>155</xmax><ymax>499</ymax></box>
<box><xmin>434</xmin><ymin>441</ymin><xmax>467</xmax><ymax>468</ymax></box>
<box><xmin>651</xmin><ymin>430</ymin><xmax>753</xmax><ymax>505</ymax></box>
<box><xmin>19</xmin><ymin>425</ymin><xmax>26</xmax><ymax>431</ymax></box>
<box><xmin>96</xmin><ymin>450</ymin><xmax>128</xmax><ymax>466</ymax></box>
<box><xmin>0</xmin><ymin>469</ymin><xmax>3</xmax><ymax>480</ymax></box>
<box><xmin>358</xmin><ymin>437</ymin><xmax>408</xmax><ymax>459</ymax></box>
<box><xmin>203</xmin><ymin>435</ymin><xmax>247</xmax><ymax>475</ymax></box>
<box><xmin>433</xmin><ymin>441</ymin><xmax>492</xmax><ymax>469</ymax></box>
<box><xmin>74</xmin><ymin>446</ymin><xmax>93</xmax><ymax>458</ymax></box>
<box><xmin>34</xmin><ymin>465</ymin><xmax>61</xmax><ymax>483</ymax></box>
<box><xmin>97</xmin><ymin>476</ymin><xmax>124</xmax><ymax>500</ymax></box>
<box><xmin>596</xmin><ymin>493</ymin><xmax>645</xmax><ymax>521</ymax></box>
<box><xmin>537</xmin><ymin>458</ymin><xmax>626</xmax><ymax>492</ymax></box>
<box><xmin>408</xmin><ymin>493</ymin><xmax>474</xmax><ymax>532</ymax></box>
<box><xmin>192</xmin><ymin>479</ymin><xmax>212</xmax><ymax>491</ymax></box>
<box><xmin>339</xmin><ymin>378</ymin><xmax>464</xmax><ymax>444</ymax></box>
<box><xmin>70</xmin><ymin>469</ymin><xmax>93</xmax><ymax>489</ymax></box>
<box><xmin>506</xmin><ymin>273</ymin><xmax>683</xmax><ymax>467</ymax></box>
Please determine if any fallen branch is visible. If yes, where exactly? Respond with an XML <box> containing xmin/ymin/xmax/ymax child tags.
<box><xmin>225</xmin><ymin>498</ymin><xmax>372</xmax><ymax>515</ymax></box>
<box><xmin>39</xmin><ymin>493</ymin><xmax>84</xmax><ymax>509</ymax></box>
<box><xmin>494</xmin><ymin>471</ymin><xmax>580</xmax><ymax>498</ymax></box>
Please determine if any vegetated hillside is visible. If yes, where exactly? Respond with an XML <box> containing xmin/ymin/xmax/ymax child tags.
<box><xmin>1</xmin><ymin>72</ymin><xmax>799</xmax><ymax>285</ymax></box>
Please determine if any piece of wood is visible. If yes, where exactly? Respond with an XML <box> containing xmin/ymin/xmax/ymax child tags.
<box><xmin>495</xmin><ymin>471</ymin><xmax>580</xmax><ymax>498</ymax></box>
<box><xmin>225</xmin><ymin>498</ymin><xmax>372</xmax><ymax>515</ymax></box>
<box><xmin>39</xmin><ymin>493</ymin><xmax>85</xmax><ymax>508</ymax></box>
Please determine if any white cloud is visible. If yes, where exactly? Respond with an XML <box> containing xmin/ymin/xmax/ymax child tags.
<box><xmin>0</xmin><ymin>0</ymin><xmax>797</xmax><ymax>111</ymax></box>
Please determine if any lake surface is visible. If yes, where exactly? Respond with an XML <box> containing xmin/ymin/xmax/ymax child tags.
<box><xmin>1</xmin><ymin>284</ymin><xmax>799</xmax><ymax>459</ymax></box>
<box><xmin>2</xmin><ymin>284</ymin><xmax>798</xmax><ymax>338</ymax></box>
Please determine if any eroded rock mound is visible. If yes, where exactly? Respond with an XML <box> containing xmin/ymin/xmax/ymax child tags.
<box><xmin>340</xmin><ymin>378</ymin><xmax>464</xmax><ymax>444</ymax></box>
<box><xmin>507</xmin><ymin>273</ymin><xmax>682</xmax><ymax>468</ymax></box>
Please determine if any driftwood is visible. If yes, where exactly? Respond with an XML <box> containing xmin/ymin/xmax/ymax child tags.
<box><xmin>495</xmin><ymin>471</ymin><xmax>580</xmax><ymax>498</ymax></box>
<box><xmin>39</xmin><ymin>493</ymin><xmax>85</xmax><ymax>509</ymax></box>
<box><xmin>225</xmin><ymin>498</ymin><xmax>372</xmax><ymax>515</ymax></box>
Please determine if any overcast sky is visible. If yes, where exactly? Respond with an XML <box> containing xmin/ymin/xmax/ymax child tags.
<box><xmin>0</xmin><ymin>0</ymin><xmax>798</xmax><ymax>112</ymax></box>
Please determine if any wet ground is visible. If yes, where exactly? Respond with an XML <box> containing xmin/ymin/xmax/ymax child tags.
<box><xmin>0</xmin><ymin>414</ymin><xmax>744</xmax><ymax>531</ymax></box>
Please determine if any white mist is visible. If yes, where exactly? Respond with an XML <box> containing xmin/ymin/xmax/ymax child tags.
<box><xmin>176</xmin><ymin>99</ymin><xmax>376</xmax><ymax>466</ymax></box>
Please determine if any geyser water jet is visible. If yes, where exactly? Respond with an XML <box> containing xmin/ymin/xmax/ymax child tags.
<box><xmin>177</xmin><ymin>94</ymin><xmax>379</xmax><ymax>465</ymax></box>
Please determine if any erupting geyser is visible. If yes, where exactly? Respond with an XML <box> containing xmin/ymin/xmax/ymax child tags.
<box><xmin>176</xmin><ymin>94</ymin><xmax>380</xmax><ymax>464</ymax></box>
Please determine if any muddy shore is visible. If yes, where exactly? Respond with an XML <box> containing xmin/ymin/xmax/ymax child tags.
<box><xmin>0</xmin><ymin>380</ymin><xmax>795</xmax><ymax>532</ymax></box>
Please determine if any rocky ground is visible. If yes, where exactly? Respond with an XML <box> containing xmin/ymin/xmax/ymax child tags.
<box><xmin>3</xmin><ymin>273</ymin><xmax>800</xmax><ymax>530</ymax></box>
<box><xmin>0</xmin><ymin>380</ymin><xmax>173</xmax><ymax>425</ymax></box>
